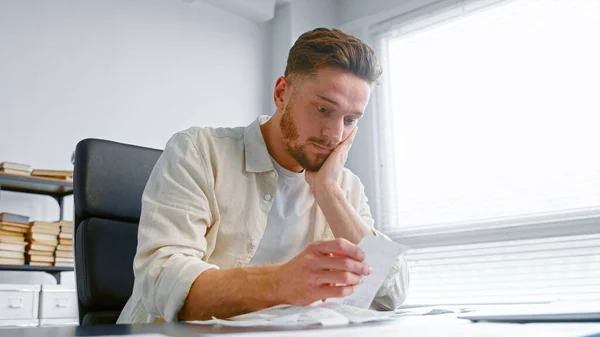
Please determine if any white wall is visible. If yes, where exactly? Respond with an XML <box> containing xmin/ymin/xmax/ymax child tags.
<box><xmin>0</xmin><ymin>0</ymin><xmax>269</xmax><ymax>222</ymax></box>
<box><xmin>338</xmin><ymin>0</ymin><xmax>412</xmax><ymax>26</ymax></box>
<box><xmin>269</xmin><ymin>4</ymin><xmax>293</xmax><ymax>111</ymax></box>
<box><xmin>268</xmin><ymin>0</ymin><xmax>339</xmax><ymax>111</ymax></box>
<box><xmin>289</xmin><ymin>0</ymin><xmax>339</xmax><ymax>42</ymax></box>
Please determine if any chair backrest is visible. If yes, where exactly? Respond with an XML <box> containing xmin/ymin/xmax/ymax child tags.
<box><xmin>73</xmin><ymin>138</ymin><xmax>162</xmax><ymax>325</ymax></box>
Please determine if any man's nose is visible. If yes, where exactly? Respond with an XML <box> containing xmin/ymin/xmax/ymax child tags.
<box><xmin>322</xmin><ymin>119</ymin><xmax>345</xmax><ymax>146</ymax></box>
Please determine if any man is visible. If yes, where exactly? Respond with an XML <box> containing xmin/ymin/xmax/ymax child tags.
<box><xmin>118</xmin><ymin>28</ymin><xmax>409</xmax><ymax>323</ymax></box>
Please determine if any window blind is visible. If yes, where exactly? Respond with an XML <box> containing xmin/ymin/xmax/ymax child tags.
<box><xmin>403</xmin><ymin>234</ymin><xmax>600</xmax><ymax>305</ymax></box>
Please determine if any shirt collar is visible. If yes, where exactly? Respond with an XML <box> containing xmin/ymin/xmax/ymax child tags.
<box><xmin>243</xmin><ymin>115</ymin><xmax>275</xmax><ymax>173</ymax></box>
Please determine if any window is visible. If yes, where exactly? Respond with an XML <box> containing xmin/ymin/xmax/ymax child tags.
<box><xmin>371</xmin><ymin>0</ymin><xmax>600</xmax><ymax>305</ymax></box>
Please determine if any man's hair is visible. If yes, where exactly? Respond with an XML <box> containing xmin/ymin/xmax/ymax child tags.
<box><xmin>284</xmin><ymin>28</ymin><xmax>382</xmax><ymax>85</ymax></box>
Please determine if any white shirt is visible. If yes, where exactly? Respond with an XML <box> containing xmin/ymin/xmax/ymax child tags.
<box><xmin>249</xmin><ymin>157</ymin><xmax>314</xmax><ymax>266</ymax></box>
<box><xmin>117</xmin><ymin>116</ymin><xmax>410</xmax><ymax>324</ymax></box>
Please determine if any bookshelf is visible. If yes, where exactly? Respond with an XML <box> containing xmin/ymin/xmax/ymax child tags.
<box><xmin>0</xmin><ymin>172</ymin><xmax>74</xmax><ymax>281</ymax></box>
<box><xmin>0</xmin><ymin>173</ymin><xmax>72</xmax><ymax>220</ymax></box>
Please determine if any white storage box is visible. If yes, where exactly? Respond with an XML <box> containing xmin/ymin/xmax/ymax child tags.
<box><xmin>0</xmin><ymin>284</ymin><xmax>40</xmax><ymax>326</ymax></box>
<box><xmin>39</xmin><ymin>285</ymin><xmax>78</xmax><ymax>320</ymax></box>
<box><xmin>0</xmin><ymin>271</ymin><xmax>57</xmax><ymax>285</ymax></box>
<box><xmin>0</xmin><ymin>318</ymin><xmax>39</xmax><ymax>327</ymax></box>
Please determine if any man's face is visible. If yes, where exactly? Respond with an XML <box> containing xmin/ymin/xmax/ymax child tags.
<box><xmin>279</xmin><ymin>67</ymin><xmax>371</xmax><ymax>172</ymax></box>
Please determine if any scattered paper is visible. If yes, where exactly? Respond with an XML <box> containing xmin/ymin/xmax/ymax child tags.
<box><xmin>79</xmin><ymin>335</ymin><xmax>169</xmax><ymax>337</ymax></box>
<box><xmin>328</xmin><ymin>235</ymin><xmax>409</xmax><ymax>308</ymax></box>
<box><xmin>187</xmin><ymin>302</ymin><xmax>398</xmax><ymax>327</ymax></box>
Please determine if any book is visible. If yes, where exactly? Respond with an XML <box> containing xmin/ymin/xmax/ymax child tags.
<box><xmin>55</xmin><ymin>250</ymin><xmax>73</xmax><ymax>258</ymax></box>
<box><xmin>56</xmin><ymin>244</ymin><xmax>73</xmax><ymax>251</ymax></box>
<box><xmin>54</xmin><ymin>262</ymin><xmax>74</xmax><ymax>267</ymax></box>
<box><xmin>0</xmin><ymin>225</ymin><xmax>29</xmax><ymax>234</ymax></box>
<box><xmin>0</xmin><ymin>242</ymin><xmax>27</xmax><ymax>252</ymax></box>
<box><xmin>27</xmin><ymin>232</ymin><xmax>58</xmax><ymax>241</ymax></box>
<box><xmin>0</xmin><ymin>213</ymin><xmax>30</xmax><ymax>225</ymax></box>
<box><xmin>58</xmin><ymin>239</ymin><xmax>72</xmax><ymax>246</ymax></box>
<box><xmin>0</xmin><ymin>250</ymin><xmax>25</xmax><ymax>259</ymax></box>
<box><xmin>29</xmin><ymin>261</ymin><xmax>53</xmax><ymax>266</ymax></box>
<box><xmin>0</xmin><ymin>222</ymin><xmax>30</xmax><ymax>228</ymax></box>
<box><xmin>54</xmin><ymin>257</ymin><xmax>74</xmax><ymax>263</ymax></box>
<box><xmin>28</xmin><ymin>254</ymin><xmax>54</xmax><ymax>263</ymax></box>
<box><xmin>0</xmin><ymin>168</ymin><xmax>31</xmax><ymax>176</ymax></box>
<box><xmin>28</xmin><ymin>239</ymin><xmax>58</xmax><ymax>247</ymax></box>
<box><xmin>60</xmin><ymin>221</ymin><xmax>73</xmax><ymax>233</ymax></box>
<box><xmin>0</xmin><ymin>236</ymin><xmax>26</xmax><ymax>244</ymax></box>
<box><xmin>0</xmin><ymin>162</ymin><xmax>31</xmax><ymax>172</ymax></box>
<box><xmin>0</xmin><ymin>229</ymin><xmax>24</xmax><ymax>237</ymax></box>
<box><xmin>58</xmin><ymin>232</ymin><xmax>73</xmax><ymax>239</ymax></box>
<box><xmin>0</xmin><ymin>257</ymin><xmax>25</xmax><ymax>265</ymax></box>
<box><xmin>31</xmin><ymin>169</ymin><xmax>73</xmax><ymax>177</ymax></box>
<box><xmin>30</xmin><ymin>221</ymin><xmax>61</xmax><ymax>228</ymax></box>
<box><xmin>30</xmin><ymin>225</ymin><xmax>60</xmax><ymax>235</ymax></box>
<box><xmin>27</xmin><ymin>243</ymin><xmax>56</xmax><ymax>252</ymax></box>
<box><xmin>37</xmin><ymin>175</ymin><xmax>73</xmax><ymax>182</ymax></box>
<box><xmin>28</xmin><ymin>250</ymin><xmax>54</xmax><ymax>257</ymax></box>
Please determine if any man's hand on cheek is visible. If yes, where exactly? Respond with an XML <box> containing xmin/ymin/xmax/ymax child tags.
<box><xmin>305</xmin><ymin>126</ymin><xmax>357</xmax><ymax>196</ymax></box>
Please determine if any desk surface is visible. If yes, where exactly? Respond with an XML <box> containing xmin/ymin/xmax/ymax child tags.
<box><xmin>3</xmin><ymin>315</ymin><xmax>600</xmax><ymax>337</ymax></box>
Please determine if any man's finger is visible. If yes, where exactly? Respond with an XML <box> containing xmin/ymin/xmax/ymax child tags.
<box><xmin>315</xmin><ymin>270</ymin><xmax>363</xmax><ymax>286</ymax></box>
<box><xmin>338</xmin><ymin>127</ymin><xmax>358</xmax><ymax>150</ymax></box>
<box><xmin>313</xmin><ymin>238</ymin><xmax>366</xmax><ymax>262</ymax></box>
<box><xmin>316</xmin><ymin>284</ymin><xmax>357</xmax><ymax>299</ymax></box>
<box><xmin>317</xmin><ymin>255</ymin><xmax>370</xmax><ymax>276</ymax></box>
<box><xmin>333</xmin><ymin>127</ymin><xmax>357</xmax><ymax>156</ymax></box>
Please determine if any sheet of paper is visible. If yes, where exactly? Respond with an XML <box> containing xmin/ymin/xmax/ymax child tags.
<box><xmin>328</xmin><ymin>235</ymin><xmax>409</xmax><ymax>309</ymax></box>
<box><xmin>79</xmin><ymin>335</ymin><xmax>169</xmax><ymax>337</ymax></box>
<box><xmin>187</xmin><ymin>302</ymin><xmax>395</xmax><ymax>327</ymax></box>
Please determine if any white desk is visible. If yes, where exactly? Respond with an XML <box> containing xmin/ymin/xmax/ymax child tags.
<box><xmin>3</xmin><ymin>313</ymin><xmax>599</xmax><ymax>337</ymax></box>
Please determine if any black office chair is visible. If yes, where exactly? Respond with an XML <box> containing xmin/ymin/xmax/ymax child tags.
<box><xmin>73</xmin><ymin>138</ymin><xmax>162</xmax><ymax>325</ymax></box>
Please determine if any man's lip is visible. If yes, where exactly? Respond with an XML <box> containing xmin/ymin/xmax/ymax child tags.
<box><xmin>312</xmin><ymin>143</ymin><xmax>333</xmax><ymax>153</ymax></box>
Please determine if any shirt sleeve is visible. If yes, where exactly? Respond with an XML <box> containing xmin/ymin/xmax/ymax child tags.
<box><xmin>133</xmin><ymin>132</ymin><xmax>219</xmax><ymax>322</ymax></box>
<box><xmin>357</xmin><ymin>183</ymin><xmax>410</xmax><ymax>311</ymax></box>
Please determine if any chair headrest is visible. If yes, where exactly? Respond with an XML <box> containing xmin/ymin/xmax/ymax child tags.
<box><xmin>74</xmin><ymin>138</ymin><xmax>162</xmax><ymax>222</ymax></box>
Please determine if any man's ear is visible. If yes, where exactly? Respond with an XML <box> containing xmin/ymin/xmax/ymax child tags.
<box><xmin>273</xmin><ymin>76</ymin><xmax>290</xmax><ymax>111</ymax></box>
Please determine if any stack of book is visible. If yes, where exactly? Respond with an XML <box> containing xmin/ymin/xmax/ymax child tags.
<box><xmin>0</xmin><ymin>162</ymin><xmax>31</xmax><ymax>176</ymax></box>
<box><xmin>55</xmin><ymin>220</ymin><xmax>74</xmax><ymax>267</ymax></box>
<box><xmin>26</xmin><ymin>221</ymin><xmax>61</xmax><ymax>266</ymax></box>
<box><xmin>31</xmin><ymin>169</ymin><xmax>73</xmax><ymax>182</ymax></box>
<box><xmin>0</xmin><ymin>213</ymin><xmax>29</xmax><ymax>265</ymax></box>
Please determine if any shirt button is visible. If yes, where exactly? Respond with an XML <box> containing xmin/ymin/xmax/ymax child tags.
<box><xmin>251</xmin><ymin>240</ymin><xmax>258</xmax><ymax>247</ymax></box>
<box><xmin>264</xmin><ymin>194</ymin><xmax>272</xmax><ymax>201</ymax></box>
<box><xmin>269</xmin><ymin>172</ymin><xmax>277</xmax><ymax>178</ymax></box>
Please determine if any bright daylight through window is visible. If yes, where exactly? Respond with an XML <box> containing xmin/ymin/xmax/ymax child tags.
<box><xmin>387</xmin><ymin>0</ymin><xmax>600</xmax><ymax>230</ymax></box>
<box><xmin>376</xmin><ymin>0</ymin><xmax>600</xmax><ymax>305</ymax></box>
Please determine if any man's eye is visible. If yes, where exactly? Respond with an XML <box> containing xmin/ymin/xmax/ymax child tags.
<box><xmin>317</xmin><ymin>105</ymin><xmax>329</xmax><ymax>114</ymax></box>
<box><xmin>345</xmin><ymin>117</ymin><xmax>357</xmax><ymax>125</ymax></box>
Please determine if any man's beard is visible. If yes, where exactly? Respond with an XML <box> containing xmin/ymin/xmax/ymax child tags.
<box><xmin>280</xmin><ymin>103</ymin><xmax>330</xmax><ymax>172</ymax></box>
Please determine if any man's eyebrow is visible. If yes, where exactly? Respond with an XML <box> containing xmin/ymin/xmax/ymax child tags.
<box><xmin>316</xmin><ymin>94</ymin><xmax>339</xmax><ymax>106</ymax></box>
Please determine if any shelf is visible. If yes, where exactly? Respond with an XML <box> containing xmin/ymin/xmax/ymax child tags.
<box><xmin>0</xmin><ymin>173</ymin><xmax>73</xmax><ymax>197</ymax></box>
<box><xmin>0</xmin><ymin>264</ymin><xmax>73</xmax><ymax>273</ymax></box>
